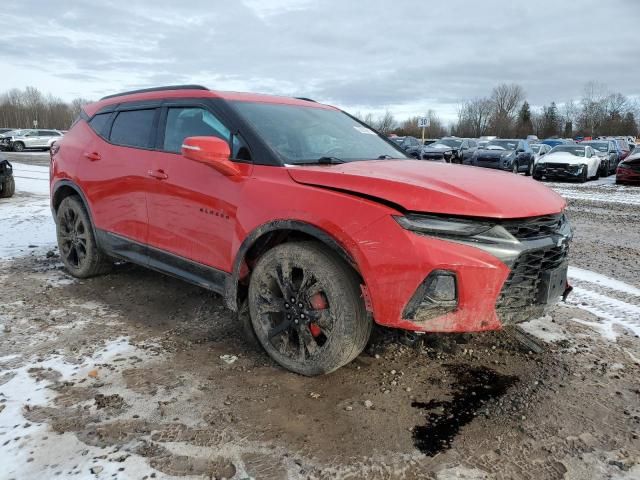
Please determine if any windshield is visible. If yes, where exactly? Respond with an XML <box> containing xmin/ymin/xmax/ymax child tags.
<box><xmin>485</xmin><ymin>140</ymin><xmax>518</xmax><ymax>151</ymax></box>
<box><xmin>550</xmin><ymin>145</ymin><xmax>586</xmax><ymax>156</ymax></box>
<box><xmin>582</xmin><ymin>142</ymin><xmax>608</xmax><ymax>152</ymax></box>
<box><xmin>531</xmin><ymin>144</ymin><xmax>542</xmax><ymax>153</ymax></box>
<box><xmin>438</xmin><ymin>138</ymin><xmax>462</xmax><ymax>148</ymax></box>
<box><xmin>232</xmin><ymin>102</ymin><xmax>407</xmax><ymax>163</ymax></box>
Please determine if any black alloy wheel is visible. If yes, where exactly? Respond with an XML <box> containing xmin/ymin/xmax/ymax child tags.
<box><xmin>56</xmin><ymin>196</ymin><xmax>111</xmax><ymax>277</ymax></box>
<box><xmin>248</xmin><ymin>242</ymin><xmax>371</xmax><ymax>375</ymax></box>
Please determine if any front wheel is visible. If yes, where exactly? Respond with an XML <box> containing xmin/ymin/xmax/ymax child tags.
<box><xmin>248</xmin><ymin>242</ymin><xmax>372</xmax><ymax>375</ymax></box>
<box><xmin>56</xmin><ymin>196</ymin><xmax>112</xmax><ymax>278</ymax></box>
<box><xmin>512</xmin><ymin>162</ymin><xmax>519</xmax><ymax>174</ymax></box>
<box><xmin>525</xmin><ymin>161</ymin><xmax>534</xmax><ymax>176</ymax></box>
<box><xmin>579</xmin><ymin>166</ymin><xmax>588</xmax><ymax>183</ymax></box>
<box><xmin>12</xmin><ymin>142</ymin><xmax>24</xmax><ymax>152</ymax></box>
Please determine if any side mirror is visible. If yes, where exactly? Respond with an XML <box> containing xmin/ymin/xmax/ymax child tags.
<box><xmin>540</xmin><ymin>152</ymin><xmax>546</xmax><ymax>156</ymax></box>
<box><xmin>181</xmin><ymin>136</ymin><xmax>240</xmax><ymax>176</ymax></box>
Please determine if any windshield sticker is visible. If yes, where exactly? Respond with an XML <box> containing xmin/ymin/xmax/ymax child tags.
<box><xmin>353</xmin><ymin>126</ymin><xmax>376</xmax><ymax>135</ymax></box>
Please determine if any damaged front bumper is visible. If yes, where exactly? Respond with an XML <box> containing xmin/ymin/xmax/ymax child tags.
<box><xmin>534</xmin><ymin>163</ymin><xmax>584</xmax><ymax>180</ymax></box>
<box><xmin>353</xmin><ymin>213</ymin><xmax>572</xmax><ymax>333</ymax></box>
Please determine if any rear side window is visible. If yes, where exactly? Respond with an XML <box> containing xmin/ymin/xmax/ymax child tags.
<box><xmin>89</xmin><ymin>113</ymin><xmax>112</xmax><ymax>138</ymax></box>
<box><xmin>110</xmin><ymin>109</ymin><xmax>156</xmax><ymax>148</ymax></box>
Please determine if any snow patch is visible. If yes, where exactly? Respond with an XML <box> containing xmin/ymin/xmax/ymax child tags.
<box><xmin>0</xmin><ymin>162</ymin><xmax>55</xmax><ymax>259</ymax></box>
<box><xmin>0</xmin><ymin>337</ymin><xmax>173</xmax><ymax>480</ymax></box>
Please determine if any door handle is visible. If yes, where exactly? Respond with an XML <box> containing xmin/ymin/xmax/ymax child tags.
<box><xmin>84</xmin><ymin>151</ymin><xmax>101</xmax><ymax>161</ymax></box>
<box><xmin>147</xmin><ymin>169</ymin><xmax>168</xmax><ymax>180</ymax></box>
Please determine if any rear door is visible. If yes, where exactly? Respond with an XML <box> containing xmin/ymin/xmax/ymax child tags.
<box><xmin>146</xmin><ymin>103</ymin><xmax>253</xmax><ymax>272</ymax></box>
<box><xmin>78</xmin><ymin>107</ymin><xmax>158</xmax><ymax>247</ymax></box>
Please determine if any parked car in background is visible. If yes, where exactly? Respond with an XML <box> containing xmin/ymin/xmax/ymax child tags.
<box><xmin>0</xmin><ymin>129</ymin><xmax>64</xmax><ymax>151</ymax></box>
<box><xmin>531</xmin><ymin>143</ymin><xmax>552</xmax><ymax>164</ymax></box>
<box><xmin>49</xmin><ymin>85</ymin><xmax>572</xmax><ymax>375</ymax></box>
<box><xmin>420</xmin><ymin>140</ymin><xmax>455</xmax><ymax>162</ymax></box>
<box><xmin>0</xmin><ymin>128</ymin><xmax>17</xmax><ymax>135</ymax></box>
<box><xmin>466</xmin><ymin>139</ymin><xmax>535</xmax><ymax>175</ymax></box>
<box><xmin>527</xmin><ymin>135</ymin><xmax>540</xmax><ymax>143</ymax></box>
<box><xmin>534</xmin><ymin>144</ymin><xmax>600</xmax><ymax>183</ymax></box>
<box><xmin>580</xmin><ymin>140</ymin><xmax>619</xmax><ymax>176</ymax></box>
<box><xmin>614</xmin><ymin>137</ymin><xmax>632</xmax><ymax>162</ymax></box>
<box><xmin>430</xmin><ymin>137</ymin><xmax>475</xmax><ymax>163</ymax></box>
<box><xmin>616</xmin><ymin>147</ymin><xmax>640</xmax><ymax>185</ymax></box>
<box><xmin>541</xmin><ymin>138</ymin><xmax>569</xmax><ymax>148</ymax></box>
<box><xmin>390</xmin><ymin>135</ymin><xmax>422</xmax><ymax>158</ymax></box>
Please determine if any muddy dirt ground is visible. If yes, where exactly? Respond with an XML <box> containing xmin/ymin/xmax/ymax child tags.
<box><xmin>1</xmin><ymin>153</ymin><xmax>639</xmax><ymax>479</ymax></box>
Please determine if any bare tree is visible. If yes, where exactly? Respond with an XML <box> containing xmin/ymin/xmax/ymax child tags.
<box><xmin>374</xmin><ymin>110</ymin><xmax>396</xmax><ymax>135</ymax></box>
<box><xmin>489</xmin><ymin>83</ymin><xmax>525</xmax><ymax>137</ymax></box>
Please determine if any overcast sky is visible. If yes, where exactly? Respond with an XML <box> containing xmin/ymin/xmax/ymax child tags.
<box><xmin>1</xmin><ymin>0</ymin><xmax>638</xmax><ymax>121</ymax></box>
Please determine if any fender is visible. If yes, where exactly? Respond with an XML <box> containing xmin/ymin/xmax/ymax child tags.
<box><xmin>51</xmin><ymin>180</ymin><xmax>99</xmax><ymax>239</ymax></box>
<box><xmin>224</xmin><ymin>220</ymin><xmax>361</xmax><ymax>311</ymax></box>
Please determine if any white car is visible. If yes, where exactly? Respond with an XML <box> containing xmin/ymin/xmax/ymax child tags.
<box><xmin>533</xmin><ymin>144</ymin><xmax>600</xmax><ymax>183</ymax></box>
<box><xmin>0</xmin><ymin>129</ymin><xmax>64</xmax><ymax>152</ymax></box>
<box><xmin>530</xmin><ymin>143</ymin><xmax>551</xmax><ymax>164</ymax></box>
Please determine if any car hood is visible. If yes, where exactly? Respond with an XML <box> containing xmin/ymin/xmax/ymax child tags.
<box><xmin>542</xmin><ymin>152</ymin><xmax>588</xmax><ymax>164</ymax></box>
<box><xmin>286</xmin><ymin>160</ymin><xmax>565</xmax><ymax>219</ymax></box>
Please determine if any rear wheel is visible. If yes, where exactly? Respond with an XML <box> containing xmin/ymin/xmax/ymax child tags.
<box><xmin>56</xmin><ymin>196</ymin><xmax>112</xmax><ymax>278</ymax></box>
<box><xmin>12</xmin><ymin>142</ymin><xmax>24</xmax><ymax>152</ymax></box>
<box><xmin>0</xmin><ymin>176</ymin><xmax>15</xmax><ymax>198</ymax></box>
<box><xmin>248</xmin><ymin>242</ymin><xmax>372</xmax><ymax>375</ymax></box>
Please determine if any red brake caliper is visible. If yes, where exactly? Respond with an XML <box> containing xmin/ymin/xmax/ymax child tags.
<box><xmin>309</xmin><ymin>293</ymin><xmax>327</xmax><ymax>337</ymax></box>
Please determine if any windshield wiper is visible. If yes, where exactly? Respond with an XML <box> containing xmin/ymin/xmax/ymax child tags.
<box><xmin>290</xmin><ymin>156</ymin><xmax>345</xmax><ymax>165</ymax></box>
<box><xmin>377</xmin><ymin>154</ymin><xmax>394</xmax><ymax>159</ymax></box>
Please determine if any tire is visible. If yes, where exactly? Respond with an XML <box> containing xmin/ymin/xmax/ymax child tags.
<box><xmin>512</xmin><ymin>162</ymin><xmax>519</xmax><ymax>174</ymax></box>
<box><xmin>525</xmin><ymin>161</ymin><xmax>534</xmax><ymax>176</ymax></box>
<box><xmin>0</xmin><ymin>176</ymin><xmax>15</xmax><ymax>198</ymax></box>
<box><xmin>55</xmin><ymin>196</ymin><xmax>112</xmax><ymax>278</ymax></box>
<box><xmin>248</xmin><ymin>241</ymin><xmax>372</xmax><ymax>375</ymax></box>
<box><xmin>12</xmin><ymin>142</ymin><xmax>24</xmax><ymax>152</ymax></box>
<box><xmin>533</xmin><ymin>173</ymin><xmax>542</xmax><ymax>181</ymax></box>
<box><xmin>579</xmin><ymin>166</ymin><xmax>588</xmax><ymax>183</ymax></box>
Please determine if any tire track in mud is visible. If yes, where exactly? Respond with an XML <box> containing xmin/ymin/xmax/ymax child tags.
<box><xmin>566</xmin><ymin>267</ymin><xmax>640</xmax><ymax>339</ymax></box>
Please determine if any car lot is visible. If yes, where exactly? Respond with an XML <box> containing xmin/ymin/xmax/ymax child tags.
<box><xmin>0</xmin><ymin>156</ymin><xmax>638</xmax><ymax>479</ymax></box>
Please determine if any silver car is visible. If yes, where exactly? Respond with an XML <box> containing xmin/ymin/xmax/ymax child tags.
<box><xmin>0</xmin><ymin>129</ymin><xmax>64</xmax><ymax>152</ymax></box>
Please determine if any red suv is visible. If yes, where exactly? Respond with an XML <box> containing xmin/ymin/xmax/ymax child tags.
<box><xmin>50</xmin><ymin>85</ymin><xmax>572</xmax><ymax>375</ymax></box>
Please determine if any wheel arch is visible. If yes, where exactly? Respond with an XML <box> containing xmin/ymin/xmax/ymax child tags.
<box><xmin>224</xmin><ymin>220</ymin><xmax>363</xmax><ymax>312</ymax></box>
<box><xmin>51</xmin><ymin>180</ymin><xmax>98</xmax><ymax>238</ymax></box>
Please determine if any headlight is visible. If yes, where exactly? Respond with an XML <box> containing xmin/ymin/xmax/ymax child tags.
<box><xmin>394</xmin><ymin>214</ymin><xmax>494</xmax><ymax>237</ymax></box>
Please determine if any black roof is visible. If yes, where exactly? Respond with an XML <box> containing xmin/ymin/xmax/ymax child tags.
<box><xmin>100</xmin><ymin>84</ymin><xmax>209</xmax><ymax>101</ymax></box>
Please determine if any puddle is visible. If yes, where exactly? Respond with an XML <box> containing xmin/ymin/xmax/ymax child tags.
<box><xmin>412</xmin><ymin>365</ymin><xmax>518</xmax><ymax>456</ymax></box>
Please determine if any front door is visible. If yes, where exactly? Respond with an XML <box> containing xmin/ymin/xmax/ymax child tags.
<box><xmin>146</xmin><ymin>105</ymin><xmax>253</xmax><ymax>272</ymax></box>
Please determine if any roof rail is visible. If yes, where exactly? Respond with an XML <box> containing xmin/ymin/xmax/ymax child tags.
<box><xmin>295</xmin><ymin>97</ymin><xmax>317</xmax><ymax>103</ymax></box>
<box><xmin>100</xmin><ymin>85</ymin><xmax>209</xmax><ymax>101</ymax></box>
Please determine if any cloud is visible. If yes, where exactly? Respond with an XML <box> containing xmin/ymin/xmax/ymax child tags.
<box><xmin>0</xmin><ymin>0</ymin><xmax>638</xmax><ymax>121</ymax></box>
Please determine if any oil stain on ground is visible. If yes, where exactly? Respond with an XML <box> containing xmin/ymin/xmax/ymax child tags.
<box><xmin>412</xmin><ymin>364</ymin><xmax>518</xmax><ymax>456</ymax></box>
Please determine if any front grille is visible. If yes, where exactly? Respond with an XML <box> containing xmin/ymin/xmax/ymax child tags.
<box><xmin>546</xmin><ymin>163</ymin><xmax>569</xmax><ymax>169</ymax></box>
<box><xmin>502</xmin><ymin>214</ymin><xmax>565</xmax><ymax>240</ymax></box>
<box><xmin>496</xmin><ymin>244</ymin><xmax>569</xmax><ymax>323</ymax></box>
<box><xmin>422</xmin><ymin>153</ymin><xmax>444</xmax><ymax>160</ymax></box>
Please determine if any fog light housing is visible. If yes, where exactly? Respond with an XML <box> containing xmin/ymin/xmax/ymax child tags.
<box><xmin>402</xmin><ymin>270</ymin><xmax>458</xmax><ymax>322</ymax></box>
